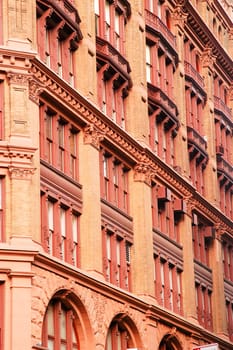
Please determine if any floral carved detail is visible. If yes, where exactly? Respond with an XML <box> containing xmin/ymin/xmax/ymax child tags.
<box><xmin>83</xmin><ymin>124</ymin><xmax>104</xmax><ymax>149</ymax></box>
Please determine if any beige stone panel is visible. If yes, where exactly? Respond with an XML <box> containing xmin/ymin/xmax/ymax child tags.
<box><xmin>124</xmin><ymin>2</ymin><xmax>149</xmax><ymax>145</ymax></box>
<box><xmin>3</xmin><ymin>0</ymin><xmax>36</xmax><ymax>49</ymax></box>
<box><xmin>129</xmin><ymin>173</ymin><xmax>155</xmax><ymax>297</ymax></box>
<box><xmin>78</xmin><ymin>133</ymin><xmax>103</xmax><ymax>277</ymax></box>
<box><xmin>74</xmin><ymin>0</ymin><xmax>97</xmax><ymax>101</ymax></box>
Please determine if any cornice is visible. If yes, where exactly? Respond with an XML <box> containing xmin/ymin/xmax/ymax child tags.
<box><xmin>31</xmin><ymin>59</ymin><xmax>233</xmax><ymax>238</ymax></box>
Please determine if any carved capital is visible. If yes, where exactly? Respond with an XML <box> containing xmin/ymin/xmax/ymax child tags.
<box><xmin>213</xmin><ymin>223</ymin><xmax>226</xmax><ymax>241</ymax></box>
<box><xmin>134</xmin><ymin>162</ymin><xmax>154</xmax><ymax>185</ymax></box>
<box><xmin>83</xmin><ymin>124</ymin><xmax>104</xmax><ymax>149</ymax></box>
<box><xmin>172</xmin><ymin>4</ymin><xmax>188</xmax><ymax>28</ymax></box>
<box><xmin>184</xmin><ymin>195</ymin><xmax>195</xmax><ymax>217</ymax></box>
<box><xmin>201</xmin><ymin>48</ymin><xmax>216</xmax><ymax>71</ymax></box>
<box><xmin>7</xmin><ymin>72</ymin><xmax>31</xmax><ymax>86</ymax></box>
<box><xmin>8</xmin><ymin>166</ymin><xmax>36</xmax><ymax>180</ymax></box>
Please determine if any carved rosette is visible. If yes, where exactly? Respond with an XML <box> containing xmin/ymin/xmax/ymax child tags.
<box><xmin>83</xmin><ymin>124</ymin><xmax>104</xmax><ymax>149</ymax></box>
<box><xmin>134</xmin><ymin>162</ymin><xmax>154</xmax><ymax>185</ymax></box>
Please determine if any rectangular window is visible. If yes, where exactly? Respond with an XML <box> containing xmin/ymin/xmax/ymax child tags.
<box><xmin>69</xmin><ymin>128</ymin><xmax>78</xmax><ymax>179</ymax></box>
<box><xmin>146</xmin><ymin>45</ymin><xmax>152</xmax><ymax>82</ymax></box>
<box><xmin>0</xmin><ymin>178</ymin><xmax>3</xmax><ymax>242</ymax></box>
<box><xmin>72</xmin><ymin>214</ymin><xmax>78</xmax><ymax>266</ymax></box>
<box><xmin>105</xmin><ymin>1</ymin><xmax>110</xmax><ymax>41</ymax></box>
<box><xmin>58</xmin><ymin>120</ymin><xmax>65</xmax><ymax>172</ymax></box>
<box><xmin>48</xmin><ymin>200</ymin><xmax>54</xmax><ymax>255</ymax></box>
<box><xmin>46</xmin><ymin>112</ymin><xmax>53</xmax><ymax>164</ymax></box>
<box><xmin>60</xmin><ymin>207</ymin><xmax>66</xmax><ymax>260</ymax></box>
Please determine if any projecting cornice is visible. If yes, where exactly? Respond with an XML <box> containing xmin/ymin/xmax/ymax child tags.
<box><xmin>31</xmin><ymin>59</ymin><xmax>233</xmax><ymax>236</ymax></box>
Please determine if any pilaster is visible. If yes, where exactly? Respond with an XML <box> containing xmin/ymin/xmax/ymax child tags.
<box><xmin>171</xmin><ymin>5</ymin><xmax>190</xmax><ymax>179</ymax></box>
<box><xmin>129</xmin><ymin>162</ymin><xmax>155</xmax><ymax>298</ymax></box>
<box><xmin>78</xmin><ymin>125</ymin><xmax>104</xmax><ymax>278</ymax></box>
<box><xmin>178</xmin><ymin>198</ymin><xmax>198</xmax><ymax>322</ymax></box>
<box><xmin>74</xmin><ymin>0</ymin><xmax>97</xmax><ymax>101</ymax></box>
<box><xmin>124</xmin><ymin>0</ymin><xmax>149</xmax><ymax>146</ymax></box>
<box><xmin>209</xmin><ymin>225</ymin><xmax>228</xmax><ymax>337</ymax></box>
<box><xmin>201</xmin><ymin>48</ymin><xmax>218</xmax><ymax>205</ymax></box>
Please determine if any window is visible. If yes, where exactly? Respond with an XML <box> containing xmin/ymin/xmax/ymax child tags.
<box><xmin>40</xmin><ymin>101</ymin><xmax>79</xmax><ymax>180</ymax></box>
<box><xmin>192</xmin><ymin>214</ymin><xmax>212</xmax><ymax>266</ymax></box>
<box><xmin>95</xmin><ymin>0</ymin><xmax>130</xmax><ymax>54</ymax></box>
<box><xmin>154</xmin><ymin>255</ymin><xmax>183</xmax><ymax>315</ymax></box>
<box><xmin>103</xmin><ymin>229</ymin><xmax>131</xmax><ymax>291</ymax></box>
<box><xmin>106</xmin><ymin>319</ymin><xmax>135</xmax><ymax>350</ymax></box>
<box><xmin>195</xmin><ymin>282</ymin><xmax>213</xmax><ymax>330</ymax></box>
<box><xmin>226</xmin><ymin>300</ymin><xmax>233</xmax><ymax>341</ymax></box>
<box><xmin>0</xmin><ymin>282</ymin><xmax>4</xmax><ymax>349</ymax></box>
<box><xmin>100</xmin><ymin>149</ymin><xmax>129</xmax><ymax>212</ymax></box>
<box><xmin>36</xmin><ymin>0</ymin><xmax>81</xmax><ymax>84</ymax></box>
<box><xmin>222</xmin><ymin>240</ymin><xmax>233</xmax><ymax>282</ymax></box>
<box><xmin>41</xmin><ymin>192</ymin><xmax>80</xmax><ymax>266</ymax></box>
<box><xmin>42</xmin><ymin>299</ymin><xmax>79</xmax><ymax>350</ymax></box>
<box><xmin>0</xmin><ymin>81</ymin><xmax>3</xmax><ymax>140</ymax></box>
<box><xmin>152</xmin><ymin>185</ymin><xmax>183</xmax><ymax>242</ymax></box>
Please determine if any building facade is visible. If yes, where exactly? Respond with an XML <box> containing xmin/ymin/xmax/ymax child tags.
<box><xmin>0</xmin><ymin>0</ymin><xmax>233</xmax><ymax>349</ymax></box>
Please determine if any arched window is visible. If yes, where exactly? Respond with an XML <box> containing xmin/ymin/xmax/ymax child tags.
<box><xmin>42</xmin><ymin>299</ymin><xmax>79</xmax><ymax>350</ymax></box>
<box><xmin>105</xmin><ymin>315</ymin><xmax>140</xmax><ymax>350</ymax></box>
<box><xmin>159</xmin><ymin>334</ymin><xmax>182</xmax><ymax>350</ymax></box>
